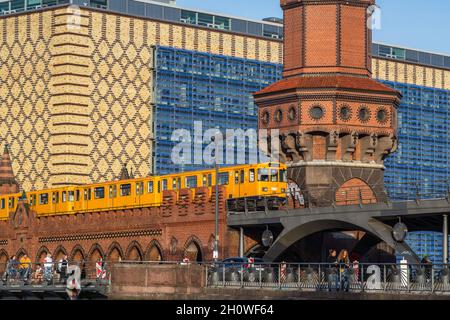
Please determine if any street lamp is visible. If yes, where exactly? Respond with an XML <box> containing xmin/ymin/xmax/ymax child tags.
<box><xmin>211</xmin><ymin>136</ymin><xmax>219</xmax><ymax>261</ymax></box>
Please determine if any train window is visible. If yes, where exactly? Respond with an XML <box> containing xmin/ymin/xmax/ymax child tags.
<box><xmin>94</xmin><ymin>187</ymin><xmax>105</xmax><ymax>199</ymax></box>
<box><xmin>158</xmin><ymin>181</ymin><xmax>161</xmax><ymax>193</ymax></box>
<box><xmin>136</xmin><ymin>182</ymin><xmax>144</xmax><ymax>195</ymax></box>
<box><xmin>29</xmin><ymin>196</ymin><xmax>33</xmax><ymax>206</ymax></box>
<box><xmin>53</xmin><ymin>192</ymin><xmax>60</xmax><ymax>204</ymax></box>
<box><xmin>258</xmin><ymin>169</ymin><xmax>270</xmax><ymax>182</ymax></box>
<box><xmin>240</xmin><ymin>170</ymin><xmax>244</xmax><ymax>183</ymax></box>
<box><xmin>147</xmin><ymin>181</ymin><xmax>154</xmax><ymax>193</ymax></box>
<box><xmin>62</xmin><ymin>191</ymin><xmax>67</xmax><ymax>203</ymax></box>
<box><xmin>270</xmin><ymin>169</ymin><xmax>279</xmax><ymax>182</ymax></box>
<box><xmin>40</xmin><ymin>193</ymin><xmax>49</xmax><ymax>205</ymax></box>
<box><xmin>8</xmin><ymin>198</ymin><xmax>14</xmax><ymax>209</ymax></box>
<box><xmin>76</xmin><ymin>190</ymin><xmax>80</xmax><ymax>201</ymax></box>
<box><xmin>68</xmin><ymin>191</ymin><xmax>75</xmax><ymax>202</ymax></box>
<box><xmin>203</xmin><ymin>174</ymin><xmax>212</xmax><ymax>187</ymax></box>
<box><xmin>162</xmin><ymin>179</ymin><xmax>168</xmax><ymax>191</ymax></box>
<box><xmin>0</xmin><ymin>198</ymin><xmax>4</xmax><ymax>209</ymax></box>
<box><xmin>120</xmin><ymin>184</ymin><xmax>131</xmax><ymax>196</ymax></box>
<box><xmin>186</xmin><ymin>176</ymin><xmax>197</xmax><ymax>188</ymax></box>
<box><xmin>280</xmin><ymin>169</ymin><xmax>287</xmax><ymax>182</ymax></box>
<box><xmin>249</xmin><ymin>169</ymin><xmax>255</xmax><ymax>182</ymax></box>
<box><xmin>218</xmin><ymin>172</ymin><xmax>229</xmax><ymax>185</ymax></box>
<box><xmin>234</xmin><ymin>171</ymin><xmax>239</xmax><ymax>184</ymax></box>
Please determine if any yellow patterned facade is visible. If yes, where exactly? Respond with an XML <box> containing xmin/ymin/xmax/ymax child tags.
<box><xmin>0</xmin><ymin>6</ymin><xmax>283</xmax><ymax>191</ymax></box>
<box><xmin>372</xmin><ymin>58</ymin><xmax>450</xmax><ymax>90</ymax></box>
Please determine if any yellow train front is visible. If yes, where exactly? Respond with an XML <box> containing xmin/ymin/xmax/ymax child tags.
<box><xmin>0</xmin><ymin>162</ymin><xmax>288</xmax><ymax>219</ymax></box>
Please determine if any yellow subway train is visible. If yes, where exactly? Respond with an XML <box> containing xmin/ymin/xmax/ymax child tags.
<box><xmin>0</xmin><ymin>163</ymin><xmax>287</xmax><ymax>219</ymax></box>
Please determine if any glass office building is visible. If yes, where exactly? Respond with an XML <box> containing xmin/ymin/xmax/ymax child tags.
<box><xmin>154</xmin><ymin>46</ymin><xmax>283</xmax><ymax>174</ymax></box>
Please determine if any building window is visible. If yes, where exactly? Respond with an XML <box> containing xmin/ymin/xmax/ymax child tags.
<box><xmin>358</xmin><ymin>106</ymin><xmax>371</xmax><ymax>122</ymax></box>
<box><xmin>339</xmin><ymin>104</ymin><xmax>352</xmax><ymax>121</ymax></box>
<box><xmin>309</xmin><ymin>105</ymin><xmax>324</xmax><ymax>120</ymax></box>
<box><xmin>275</xmin><ymin>109</ymin><xmax>283</xmax><ymax>122</ymax></box>
<box><xmin>261</xmin><ymin>110</ymin><xmax>270</xmax><ymax>125</ymax></box>
<box><xmin>181</xmin><ymin>10</ymin><xmax>197</xmax><ymax>25</ymax></box>
<box><xmin>377</xmin><ymin>108</ymin><xmax>388</xmax><ymax>124</ymax></box>
<box><xmin>288</xmin><ymin>105</ymin><xmax>297</xmax><ymax>121</ymax></box>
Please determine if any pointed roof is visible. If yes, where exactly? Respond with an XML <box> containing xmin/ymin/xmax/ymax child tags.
<box><xmin>119</xmin><ymin>165</ymin><xmax>131</xmax><ymax>181</ymax></box>
<box><xmin>0</xmin><ymin>144</ymin><xmax>20</xmax><ymax>191</ymax></box>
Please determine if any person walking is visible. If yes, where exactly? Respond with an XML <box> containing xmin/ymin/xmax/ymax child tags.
<box><xmin>337</xmin><ymin>249</ymin><xmax>351</xmax><ymax>292</ymax></box>
<box><xmin>326</xmin><ymin>249</ymin><xmax>338</xmax><ymax>291</ymax></box>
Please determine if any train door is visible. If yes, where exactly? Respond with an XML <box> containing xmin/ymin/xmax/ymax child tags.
<box><xmin>83</xmin><ymin>188</ymin><xmax>91</xmax><ymax>211</ymax></box>
<box><xmin>136</xmin><ymin>182</ymin><xmax>144</xmax><ymax>206</ymax></box>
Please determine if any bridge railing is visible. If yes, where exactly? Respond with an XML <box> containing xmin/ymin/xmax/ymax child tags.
<box><xmin>0</xmin><ymin>260</ymin><xmax>110</xmax><ymax>289</ymax></box>
<box><xmin>205</xmin><ymin>262</ymin><xmax>450</xmax><ymax>294</ymax></box>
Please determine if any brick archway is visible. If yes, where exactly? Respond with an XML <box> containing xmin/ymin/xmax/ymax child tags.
<box><xmin>70</xmin><ymin>245</ymin><xmax>86</xmax><ymax>262</ymax></box>
<box><xmin>126</xmin><ymin>241</ymin><xmax>143</xmax><ymax>261</ymax></box>
<box><xmin>183</xmin><ymin>236</ymin><xmax>203</xmax><ymax>263</ymax></box>
<box><xmin>107</xmin><ymin>242</ymin><xmax>124</xmax><ymax>262</ymax></box>
<box><xmin>53</xmin><ymin>245</ymin><xmax>68</xmax><ymax>262</ymax></box>
<box><xmin>35</xmin><ymin>246</ymin><xmax>50</xmax><ymax>263</ymax></box>
<box><xmin>88</xmin><ymin>243</ymin><xmax>105</xmax><ymax>262</ymax></box>
<box><xmin>0</xmin><ymin>249</ymin><xmax>8</xmax><ymax>274</ymax></box>
<box><xmin>335</xmin><ymin>178</ymin><xmax>377</xmax><ymax>205</ymax></box>
<box><xmin>145</xmin><ymin>240</ymin><xmax>164</xmax><ymax>262</ymax></box>
<box><xmin>16</xmin><ymin>248</ymin><xmax>28</xmax><ymax>260</ymax></box>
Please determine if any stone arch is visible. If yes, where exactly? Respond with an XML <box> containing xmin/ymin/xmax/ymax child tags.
<box><xmin>263</xmin><ymin>216</ymin><xmax>419</xmax><ymax>264</ymax></box>
<box><xmin>0</xmin><ymin>249</ymin><xmax>8</xmax><ymax>273</ymax></box>
<box><xmin>53</xmin><ymin>245</ymin><xmax>68</xmax><ymax>262</ymax></box>
<box><xmin>335</xmin><ymin>178</ymin><xmax>377</xmax><ymax>205</ymax></box>
<box><xmin>107</xmin><ymin>242</ymin><xmax>124</xmax><ymax>262</ymax></box>
<box><xmin>88</xmin><ymin>243</ymin><xmax>105</xmax><ymax>263</ymax></box>
<box><xmin>125</xmin><ymin>241</ymin><xmax>143</xmax><ymax>261</ymax></box>
<box><xmin>35</xmin><ymin>246</ymin><xmax>50</xmax><ymax>263</ymax></box>
<box><xmin>182</xmin><ymin>236</ymin><xmax>204</xmax><ymax>263</ymax></box>
<box><xmin>145</xmin><ymin>240</ymin><xmax>164</xmax><ymax>262</ymax></box>
<box><xmin>70</xmin><ymin>245</ymin><xmax>87</xmax><ymax>263</ymax></box>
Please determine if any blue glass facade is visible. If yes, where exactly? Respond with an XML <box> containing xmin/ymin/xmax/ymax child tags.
<box><xmin>154</xmin><ymin>46</ymin><xmax>283</xmax><ymax>174</ymax></box>
<box><xmin>382</xmin><ymin>81</ymin><xmax>450</xmax><ymax>263</ymax></box>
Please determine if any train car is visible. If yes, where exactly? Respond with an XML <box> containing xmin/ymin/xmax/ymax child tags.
<box><xmin>0</xmin><ymin>162</ymin><xmax>287</xmax><ymax>218</ymax></box>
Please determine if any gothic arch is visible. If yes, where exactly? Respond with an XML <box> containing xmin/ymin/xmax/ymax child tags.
<box><xmin>70</xmin><ymin>245</ymin><xmax>87</xmax><ymax>262</ymax></box>
<box><xmin>88</xmin><ymin>243</ymin><xmax>105</xmax><ymax>262</ymax></box>
<box><xmin>107</xmin><ymin>242</ymin><xmax>124</xmax><ymax>262</ymax></box>
<box><xmin>335</xmin><ymin>178</ymin><xmax>377</xmax><ymax>205</ymax></box>
<box><xmin>182</xmin><ymin>236</ymin><xmax>204</xmax><ymax>262</ymax></box>
<box><xmin>16</xmin><ymin>248</ymin><xmax>28</xmax><ymax>260</ymax></box>
<box><xmin>0</xmin><ymin>249</ymin><xmax>8</xmax><ymax>273</ymax></box>
<box><xmin>125</xmin><ymin>241</ymin><xmax>143</xmax><ymax>261</ymax></box>
<box><xmin>145</xmin><ymin>240</ymin><xmax>164</xmax><ymax>262</ymax></box>
<box><xmin>53</xmin><ymin>245</ymin><xmax>68</xmax><ymax>262</ymax></box>
<box><xmin>35</xmin><ymin>246</ymin><xmax>50</xmax><ymax>263</ymax></box>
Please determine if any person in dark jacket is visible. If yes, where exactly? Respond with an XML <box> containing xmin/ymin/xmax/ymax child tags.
<box><xmin>326</xmin><ymin>249</ymin><xmax>338</xmax><ymax>291</ymax></box>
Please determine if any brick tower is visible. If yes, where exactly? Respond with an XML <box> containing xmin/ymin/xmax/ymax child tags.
<box><xmin>0</xmin><ymin>144</ymin><xmax>20</xmax><ymax>195</ymax></box>
<box><xmin>254</xmin><ymin>0</ymin><xmax>402</xmax><ymax>206</ymax></box>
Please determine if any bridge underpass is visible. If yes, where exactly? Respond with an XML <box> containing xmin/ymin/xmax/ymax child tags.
<box><xmin>228</xmin><ymin>198</ymin><xmax>450</xmax><ymax>264</ymax></box>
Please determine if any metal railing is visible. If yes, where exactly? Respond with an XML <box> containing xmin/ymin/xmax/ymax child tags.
<box><xmin>205</xmin><ymin>262</ymin><xmax>450</xmax><ymax>294</ymax></box>
<box><xmin>0</xmin><ymin>260</ymin><xmax>109</xmax><ymax>289</ymax></box>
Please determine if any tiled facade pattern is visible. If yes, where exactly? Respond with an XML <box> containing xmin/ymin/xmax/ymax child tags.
<box><xmin>0</xmin><ymin>6</ymin><xmax>283</xmax><ymax>191</ymax></box>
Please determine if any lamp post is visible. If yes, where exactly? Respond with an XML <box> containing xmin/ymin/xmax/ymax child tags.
<box><xmin>212</xmin><ymin>136</ymin><xmax>219</xmax><ymax>261</ymax></box>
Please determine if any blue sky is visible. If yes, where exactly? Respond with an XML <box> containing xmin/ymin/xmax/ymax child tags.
<box><xmin>177</xmin><ymin>0</ymin><xmax>450</xmax><ymax>55</ymax></box>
